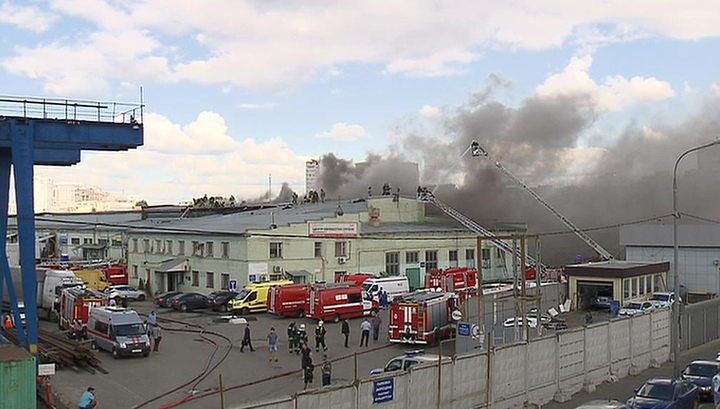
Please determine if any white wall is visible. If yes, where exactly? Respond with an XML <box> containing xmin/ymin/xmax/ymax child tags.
<box><xmin>627</xmin><ymin>246</ymin><xmax>720</xmax><ymax>294</ymax></box>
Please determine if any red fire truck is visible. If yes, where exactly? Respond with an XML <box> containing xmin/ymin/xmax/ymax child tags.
<box><xmin>268</xmin><ymin>284</ymin><xmax>309</xmax><ymax>318</ymax></box>
<box><xmin>425</xmin><ymin>268</ymin><xmax>477</xmax><ymax>292</ymax></box>
<box><xmin>336</xmin><ymin>273</ymin><xmax>374</xmax><ymax>286</ymax></box>
<box><xmin>58</xmin><ymin>286</ymin><xmax>107</xmax><ymax>330</ymax></box>
<box><xmin>100</xmin><ymin>264</ymin><xmax>128</xmax><ymax>285</ymax></box>
<box><xmin>305</xmin><ymin>283</ymin><xmax>378</xmax><ymax>323</ymax></box>
<box><xmin>388</xmin><ymin>291</ymin><xmax>458</xmax><ymax>345</ymax></box>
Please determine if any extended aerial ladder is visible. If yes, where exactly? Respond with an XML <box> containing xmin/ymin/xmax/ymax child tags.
<box><xmin>469</xmin><ymin>140</ymin><xmax>614</xmax><ymax>260</ymax></box>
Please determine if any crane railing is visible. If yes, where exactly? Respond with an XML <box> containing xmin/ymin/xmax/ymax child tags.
<box><xmin>0</xmin><ymin>95</ymin><xmax>144</xmax><ymax>124</ymax></box>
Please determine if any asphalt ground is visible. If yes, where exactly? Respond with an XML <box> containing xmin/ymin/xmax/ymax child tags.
<box><xmin>47</xmin><ymin>301</ymin><xmax>426</xmax><ymax>409</ymax></box>
<box><xmin>545</xmin><ymin>338</ymin><xmax>720</xmax><ymax>409</ymax></box>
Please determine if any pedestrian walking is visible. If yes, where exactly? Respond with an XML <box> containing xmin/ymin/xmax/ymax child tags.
<box><xmin>341</xmin><ymin>318</ymin><xmax>350</xmax><ymax>348</ymax></box>
<box><xmin>148</xmin><ymin>310</ymin><xmax>157</xmax><ymax>327</ymax></box>
<box><xmin>78</xmin><ymin>387</ymin><xmax>97</xmax><ymax>409</ymax></box>
<box><xmin>315</xmin><ymin>321</ymin><xmax>327</xmax><ymax>352</ymax></box>
<box><xmin>268</xmin><ymin>327</ymin><xmax>279</xmax><ymax>362</ymax></box>
<box><xmin>322</xmin><ymin>354</ymin><xmax>332</xmax><ymax>386</ymax></box>
<box><xmin>287</xmin><ymin>322</ymin><xmax>297</xmax><ymax>354</ymax></box>
<box><xmin>151</xmin><ymin>323</ymin><xmax>162</xmax><ymax>352</ymax></box>
<box><xmin>241</xmin><ymin>323</ymin><xmax>255</xmax><ymax>352</ymax></box>
<box><xmin>372</xmin><ymin>313</ymin><xmax>381</xmax><ymax>341</ymax></box>
<box><xmin>73</xmin><ymin>319</ymin><xmax>83</xmax><ymax>341</ymax></box>
<box><xmin>301</xmin><ymin>343</ymin><xmax>313</xmax><ymax>390</ymax></box>
<box><xmin>296</xmin><ymin>324</ymin><xmax>308</xmax><ymax>355</ymax></box>
<box><xmin>712</xmin><ymin>366</ymin><xmax>720</xmax><ymax>409</ymax></box>
<box><xmin>360</xmin><ymin>318</ymin><xmax>371</xmax><ymax>347</ymax></box>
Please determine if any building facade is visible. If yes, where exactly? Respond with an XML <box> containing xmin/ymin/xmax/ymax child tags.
<box><xmin>305</xmin><ymin>159</ymin><xmax>319</xmax><ymax>193</ymax></box>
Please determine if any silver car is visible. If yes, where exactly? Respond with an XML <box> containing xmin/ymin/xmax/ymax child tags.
<box><xmin>105</xmin><ymin>285</ymin><xmax>146</xmax><ymax>301</ymax></box>
<box><xmin>576</xmin><ymin>399</ymin><xmax>628</xmax><ymax>409</ymax></box>
<box><xmin>618</xmin><ymin>301</ymin><xmax>654</xmax><ymax>317</ymax></box>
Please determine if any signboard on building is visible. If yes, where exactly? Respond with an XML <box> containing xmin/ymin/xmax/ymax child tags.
<box><xmin>373</xmin><ymin>378</ymin><xmax>394</xmax><ymax>404</ymax></box>
<box><xmin>308</xmin><ymin>222</ymin><xmax>358</xmax><ymax>238</ymax></box>
<box><xmin>229</xmin><ymin>280</ymin><xmax>238</xmax><ymax>291</ymax></box>
<box><xmin>38</xmin><ymin>363</ymin><xmax>55</xmax><ymax>376</ymax></box>
<box><xmin>455</xmin><ymin>321</ymin><xmax>483</xmax><ymax>355</ymax></box>
<box><xmin>457</xmin><ymin>322</ymin><xmax>471</xmax><ymax>336</ymax></box>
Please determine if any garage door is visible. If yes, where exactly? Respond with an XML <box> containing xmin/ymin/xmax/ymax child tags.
<box><xmin>577</xmin><ymin>281</ymin><xmax>614</xmax><ymax>309</ymax></box>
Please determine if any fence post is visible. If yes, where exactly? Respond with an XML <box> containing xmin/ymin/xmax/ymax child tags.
<box><xmin>219</xmin><ymin>374</ymin><xmax>225</xmax><ymax>409</ymax></box>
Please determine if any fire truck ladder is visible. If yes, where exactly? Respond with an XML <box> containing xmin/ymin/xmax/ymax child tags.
<box><xmin>469</xmin><ymin>140</ymin><xmax>614</xmax><ymax>261</ymax></box>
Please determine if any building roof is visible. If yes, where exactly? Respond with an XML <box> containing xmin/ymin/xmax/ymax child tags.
<box><xmin>361</xmin><ymin>222</ymin><xmax>468</xmax><ymax>235</ymax></box>
<box><xmin>10</xmin><ymin>211</ymin><xmax>142</xmax><ymax>231</ymax></box>
<box><xmin>156</xmin><ymin>257</ymin><xmax>188</xmax><ymax>273</ymax></box>
<box><xmin>565</xmin><ymin>260</ymin><xmax>670</xmax><ymax>279</ymax></box>
<box><xmin>621</xmin><ymin>223</ymin><xmax>720</xmax><ymax>248</ymax></box>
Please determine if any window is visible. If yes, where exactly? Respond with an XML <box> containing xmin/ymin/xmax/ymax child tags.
<box><xmin>481</xmin><ymin>248</ymin><xmax>491</xmax><ymax>268</ymax></box>
<box><xmin>178</xmin><ymin>240</ymin><xmax>185</xmax><ymax>256</ymax></box>
<box><xmin>466</xmin><ymin>249</ymin><xmax>475</xmax><ymax>269</ymax></box>
<box><xmin>192</xmin><ymin>271</ymin><xmax>199</xmax><ymax>287</ymax></box>
<box><xmin>646</xmin><ymin>276</ymin><xmax>652</xmax><ymax>294</ymax></box>
<box><xmin>206</xmin><ymin>241</ymin><xmax>214</xmax><ymax>258</ymax></box>
<box><xmin>425</xmin><ymin>250</ymin><xmax>438</xmax><ymax>270</ymax></box>
<box><xmin>348</xmin><ymin>293</ymin><xmax>362</xmax><ymax>303</ymax></box>
<box><xmin>112</xmin><ymin>236</ymin><xmax>122</xmax><ymax>247</ymax></box>
<box><xmin>406</xmin><ymin>251</ymin><xmax>419</xmax><ymax>264</ymax></box>
<box><xmin>270</xmin><ymin>242</ymin><xmax>283</xmax><ymax>259</ymax></box>
<box><xmin>71</xmin><ymin>237</ymin><xmax>80</xmax><ymax>245</ymax></box>
<box><xmin>132</xmin><ymin>238</ymin><xmax>138</xmax><ymax>252</ymax></box>
<box><xmin>98</xmin><ymin>238</ymin><xmax>108</xmax><ymax>247</ymax></box>
<box><xmin>143</xmin><ymin>239</ymin><xmax>150</xmax><ymax>253</ymax></box>
<box><xmin>623</xmin><ymin>279</ymin><xmax>630</xmax><ymax>299</ymax></box>
<box><xmin>247</xmin><ymin>291</ymin><xmax>257</xmax><ymax>302</ymax></box>
<box><xmin>654</xmin><ymin>274</ymin><xmax>665</xmax><ymax>292</ymax></box>
<box><xmin>335</xmin><ymin>241</ymin><xmax>348</xmax><ymax>257</ymax></box>
<box><xmin>221</xmin><ymin>273</ymin><xmax>230</xmax><ymax>290</ymax></box>
<box><xmin>314</xmin><ymin>242</ymin><xmax>323</xmax><ymax>258</ymax></box>
<box><xmin>166</xmin><ymin>240</ymin><xmax>173</xmax><ymax>255</ymax></box>
<box><xmin>132</xmin><ymin>265</ymin><xmax>138</xmax><ymax>278</ymax></box>
<box><xmin>334</xmin><ymin>271</ymin><xmax>347</xmax><ymax>282</ymax></box>
<box><xmin>385</xmin><ymin>252</ymin><xmax>400</xmax><ymax>275</ymax></box>
<box><xmin>495</xmin><ymin>248</ymin><xmax>503</xmax><ymax>258</ymax></box>
<box><xmin>631</xmin><ymin>278</ymin><xmax>638</xmax><ymax>298</ymax></box>
<box><xmin>639</xmin><ymin>276</ymin><xmax>646</xmax><ymax>296</ymax></box>
<box><xmin>84</xmin><ymin>238</ymin><xmax>92</xmax><ymax>244</ymax></box>
<box><xmin>385</xmin><ymin>359</ymin><xmax>403</xmax><ymax>372</ymax></box>
<box><xmin>222</xmin><ymin>242</ymin><xmax>229</xmax><ymax>259</ymax></box>
<box><xmin>155</xmin><ymin>239</ymin><xmax>161</xmax><ymax>253</ymax></box>
<box><xmin>192</xmin><ymin>241</ymin><xmax>203</xmax><ymax>257</ymax></box>
<box><xmin>206</xmin><ymin>272</ymin><xmax>214</xmax><ymax>289</ymax></box>
<box><xmin>449</xmin><ymin>250</ymin><xmax>458</xmax><ymax>268</ymax></box>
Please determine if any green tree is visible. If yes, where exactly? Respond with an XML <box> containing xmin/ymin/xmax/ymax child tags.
<box><xmin>135</xmin><ymin>200</ymin><xmax>148</xmax><ymax>208</ymax></box>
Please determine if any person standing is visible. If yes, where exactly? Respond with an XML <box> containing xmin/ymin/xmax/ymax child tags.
<box><xmin>372</xmin><ymin>313</ymin><xmax>382</xmax><ymax>342</ymax></box>
<box><xmin>315</xmin><ymin>321</ymin><xmax>327</xmax><ymax>352</ymax></box>
<box><xmin>148</xmin><ymin>311</ymin><xmax>157</xmax><ymax>327</ymax></box>
<box><xmin>78</xmin><ymin>387</ymin><xmax>97</xmax><ymax>409</ymax></box>
<box><xmin>268</xmin><ymin>327</ymin><xmax>279</xmax><ymax>362</ymax></box>
<box><xmin>287</xmin><ymin>322</ymin><xmax>297</xmax><ymax>354</ymax></box>
<box><xmin>241</xmin><ymin>323</ymin><xmax>255</xmax><ymax>352</ymax></box>
<box><xmin>712</xmin><ymin>366</ymin><xmax>720</xmax><ymax>409</ymax></box>
<box><xmin>300</xmin><ymin>343</ymin><xmax>313</xmax><ymax>390</ymax></box>
<box><xmin>321</xmin><ymin>354</ymin><xmax>332</xmax><ymax>386</ymax></box>
<box><xmin>3</xmin><ymin>313</ymin><xmax>13</xmax><ymax>330</ymax></box>
<box><xmin>341</xmin><ymin>318</ymin><xmax>350</xmax><ymax>348</ymax></box>
<box><xmin>151</xmin><ymin>323</ymin><xmax>162</xmax><ymax>353</ymax></box>
<box><xmin>297</xmin><ymin>324</ymin><xmax>308</xmax><ymax>355</ymax></box>
<box><xmin>73</xmin><ymin>319</ymin><xmax>83</xmax><ymax>341</ymax></box>
<box><xmin>360</xmin><ymin>318</ymin><xmax>371</xmax><ymax>347</ymax></box>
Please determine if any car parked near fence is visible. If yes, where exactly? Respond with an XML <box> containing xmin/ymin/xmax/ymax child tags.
<box><xmin>619</xmin><ymin>301</ymin><xmax>654</xmax><ymax>317</ymax></box>
<box><xmin>154</xmin><ymin>291</ymin><xmax>183</xmax><ymax>308</ymax></box>
<box><xmin>172</xmin><ymin>293</ymin><xmax>209</xmax><ymax>312</ymax></box>
<box><xmin>626</xmin><ymin>379</ymin><xmax>698</xmax><ymax>409</ymax></box>
<box><xmin>370</xmin><ymin>350</ymin><xmax>449</xmax><ymax>375</ymax></box>
<box><xmin>681</xmin><ymin>360</ymin><xmax>720</xmax><ymax>401</ymax></box>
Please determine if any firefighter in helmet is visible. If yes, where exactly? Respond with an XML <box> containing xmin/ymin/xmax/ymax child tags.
<box><xmin>297</xmin><ymin>324</ymin><xmax>308</xmax><ymax>355</ymax></box>
<box><xmin>287</xmin><ymin>322</ymin><xmax>297</xmax><ymax>354</ymax></box>
<box><xmin>315</xmin><ymin>320</ymin><xmax>327</xmax><ymax>352</ymax></box>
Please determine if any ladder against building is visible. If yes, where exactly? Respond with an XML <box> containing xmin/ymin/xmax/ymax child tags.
<box><xmin>0</xmin><ymin>95</ymin><xmax>143</xmax><ymax>353</ymax></box>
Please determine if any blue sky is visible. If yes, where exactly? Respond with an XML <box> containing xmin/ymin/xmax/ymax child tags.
<box><xmin>0</xmin><ymin>1</ymin><xmax>719</xmax><ymax>204</ymax></box>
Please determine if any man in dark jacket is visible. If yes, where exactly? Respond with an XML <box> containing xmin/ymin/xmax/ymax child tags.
<box><xmin>301</xmin><ymin>343</ymin><xmax>313</xmax><ymax>389</ymax></box>
<box><xmin>341</xmin><ymin>318</ymin><xmax>350</xmax><ymax>348</ymax></box>
<box><xmin>240</xmin><ymin>323</ymin><xmax>254</xmax><ymax>352</ymax></box>
<box><xmin>315</xmin><ymin>321</ymin><xmax>327</xmax><ymax>352</ymax></box>
<box><xmin>372</xmin><ymin>313</ymin><xmax>382</xmax><ymax>341</ymax></box>
<box><xmin>287</xmin><ymin>322</ymin><xmax>297</xmax><ymax>354</ymax></box>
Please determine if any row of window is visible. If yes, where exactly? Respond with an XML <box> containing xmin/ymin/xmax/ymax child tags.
<box><xmin>384</xmin><ymin>249</ymin><xmax>476</xmax><ymax>275</ymax></box>
<box><xmin>622</xmin><ymin>274</ymin><xmax>666</xmax><ymax>299</ymax></box>
<box><xmin>190</xmin><ymin>271</ymin><xmax>231</xmax><ymax>290</ymax></box>
<box><xmin>132</xmin><ymin>238</ymin><xmax>230</xmax><ymax>259</ymax></box>
<box><xmin>270</xmin><ymin>241</ymin><xmax>349</xmax><ymax>259</ymax></box>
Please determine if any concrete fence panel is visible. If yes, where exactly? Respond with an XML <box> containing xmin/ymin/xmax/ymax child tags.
<box><xmin>584</xmin><ymin>323</ymin><xmax>609</xmax><ymax>371</ymax></box>
<box><xmin>235</xmin><ymin>397</ymin><xmax>295</xmax><ymax>409</ymax></box>
<box><xmin>652</xmin><ymin>309</ymin><xmax>670</xmax><ymax>364</ymax></box>
<box><xmin>296</xmin><ymin>384</ymin><xmax>357</xmax><ymax>409</ymax></box>
<box><xmin>609</xmin><ymin>319</ymin><xmax>631</xmax><ymax>378</ymax></box>
<box><xmin>492</xmin><ymin>343</ymin><xmax>527</xmax><ymax>403</ymax></box>
<box><xmin>408</xmin><ymin>364</ymin><xmax>438</xmax><ymax>409</ymax></box>
<box><xmin>527</xmin><ymin>336</ymin><xmax>559</xmax><ymax>407</ymax></box>
<box><xmin>451</xmin><ymin>352</ymin><xmax>486</xmax><ymax>409</ymax></box>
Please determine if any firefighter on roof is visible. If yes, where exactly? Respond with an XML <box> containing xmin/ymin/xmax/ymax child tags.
<box><xmin>315</xmin><ymin>320</ymin><xmax>327</xmax><ymax>352</ymax></box>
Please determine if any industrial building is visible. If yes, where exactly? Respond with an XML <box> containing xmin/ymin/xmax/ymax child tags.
<box><xmin>621</xmin><ymin>222</ymin><xmax>720</xmax><ymax>295</ymax></box>
<box><xmin>126</xmin><ymin>196</ymin><xmax>516</xmax><ymax>295</ymax></box>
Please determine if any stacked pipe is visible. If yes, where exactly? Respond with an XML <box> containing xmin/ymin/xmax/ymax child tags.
<box><xmin>3</xmin><ymin>328</ymin><xmax>108</xmax><ymax>374</ymax></box>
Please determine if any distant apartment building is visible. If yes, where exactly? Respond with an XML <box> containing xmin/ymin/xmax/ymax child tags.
<box><xmin>305</xmin><ymin>159</ymin><xmax>320</xmax><ymax>193</ymax></box>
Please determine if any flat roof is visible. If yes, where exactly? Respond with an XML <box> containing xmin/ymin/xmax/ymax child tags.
<box><xmin>565</xmin><ymin>260</ymin><xmax>670</xmax><ymax>279</ymax></box>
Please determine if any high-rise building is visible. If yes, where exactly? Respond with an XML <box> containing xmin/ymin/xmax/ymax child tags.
<box><xmin>305</xmin><ymin>159</ymin><xmax>320</xmax><ymax>193</ymax></box>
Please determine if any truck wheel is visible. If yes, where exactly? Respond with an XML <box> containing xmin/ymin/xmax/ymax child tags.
<box><xmin>138</xmin><ymin>294</ymin><xmax>146</xmax><ymax>301</ymax></box>
<box><xmin>112</xmin><ymin>348</ymin><xmax>120</xmax><ymax>360</ymax></box>
<box><xmin>241</xmin><ymin>307</ymin><xmax>250</xmax><ymax>316</ymax></box>
<box><xmin>180</xmin><ymin>304</ymin><xmax>188</xmax><ymax>312</ymax></box>
<box><xmin>332</xmin><ymin>314</ymin><xmax>340</xmax><ymax>324</ymax></box>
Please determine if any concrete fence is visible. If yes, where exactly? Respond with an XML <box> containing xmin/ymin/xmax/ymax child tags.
<box><xmin>235</xmin><ymin>309</ymin><xmax>670</xmax><ymax>409</ymax></box>
<box><xmin>680</xmin><ymin>297</ymin><xmax>720</xmax><ymax>351</ymax></box>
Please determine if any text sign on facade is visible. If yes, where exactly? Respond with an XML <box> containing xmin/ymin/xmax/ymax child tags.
<box><xmin>229</xmin><ymin>280</ymin><xmax>238</xmax><ymax>291</ymax></box>
<box><xmin>458</xmin><ymin>322</ymin><xmax>471</xmax><ymax>337</ymax></box>
<box><xmin>38</xmin><ymin>363</ymin><xmax>55</xmax><ymax>376</ymax></box>
<box><xmin>308</xmin><ymin>222</ymin><xmax>358</xmax><ymax>238</ymax></box>
<box><xmin>373</xmin><ymin>378</ymin><xmax>394</xmax><ymax>404</ymax></box>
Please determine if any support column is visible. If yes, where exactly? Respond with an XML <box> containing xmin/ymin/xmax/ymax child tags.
<box><xmin>0</xmin><ymin>149</ymin><xmax>24</xmax><ymax>346</ymax></box>
<box><xmin>10</xmin><ymin>121</ymin><xmax>39</xmax><ymax>353</ymax></box>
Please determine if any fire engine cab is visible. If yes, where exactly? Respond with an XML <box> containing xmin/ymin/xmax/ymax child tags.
<box><xmin>389</xmin><ymin>290</ymin><xmax>458</xmax><ymax>345</ymax></box>
<box><xmin>58</xmin><ymin>286</ymin><xmax>107</xmax><ymax>331</ymax></box>
<box><xmin>306</xmin><ymin>283</ymin><xmax>377</xmax><ymax>323</ymax></box>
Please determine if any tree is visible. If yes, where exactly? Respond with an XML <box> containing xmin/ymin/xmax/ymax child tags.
<box><xmin>135</xmin><ymin>200</ymin><xmax>148</xmax><ymax>208</ymax></box>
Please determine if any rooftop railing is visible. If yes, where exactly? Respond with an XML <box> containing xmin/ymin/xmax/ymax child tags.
<box><xmin>0</xmin><ymin>95</ymin><xmax>144</xmax><ymax>124</ymax></box>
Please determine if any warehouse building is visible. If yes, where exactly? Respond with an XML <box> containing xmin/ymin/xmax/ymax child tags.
<box><xmin>126</xmin><ymin>196</ymin><xmax>516</xmax><ymax>295</ymax></box>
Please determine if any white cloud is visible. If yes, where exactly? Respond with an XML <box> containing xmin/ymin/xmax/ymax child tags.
<box><xmin>420</xmin><ymin>105</ymin><xmax>441</xmax><ymax>119</ymax></box>
<box><xmin>314</xmin><ymin>123</ymin><xmax>366</xmax><ymax>141</ymax></box>
<box><xmin>327</xmin><ymin>68</ymin><xmax>342</xmax><ymax>77</ymax></box>
<box><xmin>711</xmin><ymin>83</ymin><xmax>720</xmax><ymax>97</ymax></box>
<box><xmin>642</xmin><ymin>126</ymin><xmax>668</xmax><ymax>141</ymax></box>
<box><xmin>0</xmin><ymin>1</ymin><xmax>58</xmax><ymax>33</ymax></box>
<box><xmin>330</xmin><ymin>88</ymin><xmax>341</xmax><ymax>95</ymax></box>
<box><xmin>239</xmin><ymin>103</ymin><xmax>278</xmax><ymax>110</ymax></box>
<box><xmin>535</xmin><ymin>54</ymin><xmax>675</xmax><ymax>112</ymax></box>
<box><xmin>6</xmin><ymin>1</ymin><xmax>720</xmax><ymax>94</ymax></box>
<box><xmin>683</xmin><ymin>81</ymin><xmax>695</xmax><ymax>95</ymax></box>
<box><xmin>144</xmin><ymin>111</ymin><xmax>238</xmax><ymax>154</ymax></box>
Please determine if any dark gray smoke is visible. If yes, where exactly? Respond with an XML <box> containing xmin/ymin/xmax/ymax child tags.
<box><xmin>316</xmin><ymin>76</ymin><xmax>720</xmax><ymax>264</ymax></box>
<box><xmin>316</xmin><ymin>153</ymin><xmax>419</xmax><ymax>199</ymax></box>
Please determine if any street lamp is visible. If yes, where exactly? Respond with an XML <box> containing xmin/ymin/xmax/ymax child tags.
<box><xmin>672</xmin><ymin>139</ymin><xmax>720</xmax><ymax>377</ymax></box>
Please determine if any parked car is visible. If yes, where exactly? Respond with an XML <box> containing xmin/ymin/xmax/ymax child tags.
<box><xmin>207</xmin><ymin>291</ymin><xmax>238</xmax><ymax>312</ymax></box>
<box><xmin>681</xmin><ymin>360</ymin><xmax>720</xmax><ymax>401</ymax></box>
<box><xmin>370</xmin><ymin>350</ymin><xmax>448</xmax><ymax>375</ymax></box>
<box><xmin>619</xmin><ymin>301</ymin><xmax>655</xmax><ymax>317</ymax></box>
<box><xmin>648</xmin><ymin>292</ymin><xmax>677</xmax><ymax>309</ymax></box>
<box><xmin>154</xmin><ymin>291</ymin><xmax>183</xmax><ymax>308</ymax></box>
<box><xmin>105</xmin><ymin>285</ymin><xmax>146</xmax><ymax>301</ymax></box>
<box><xmin>626</xmin><ymin>379</ymin><xmax>699</xmax><ymax>409</ymax></box>
<box><xmin>172</xmin><ymin>293</ymin><xmax>209</xmax><ymax>312</ymax></box>
<box><xmin>594</xmin><ymin>296</ymin><xmax>613</xmax><ymax>310</ymax></box>
<box><xmin>576</xmin><ymin>399</ymin><xmax>628</xmax><ymax>409</ymax></box>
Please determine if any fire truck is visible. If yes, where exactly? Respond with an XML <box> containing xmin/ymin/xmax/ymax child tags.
<box><xmin>305</xmin><ymin>283</ymin><xmax>377</xmax><ymax>323</ymax></box>
<box><xmin>389</xmin><ymin>291</ymin><xmax>458</xmax><ymax>345</ymax></box>
<box><xmin>336</xmin><ymin>273</ymin><xmax>374</xmax><ymax>286</ymax></box>
<box><xmin>100</xmin><ymin>264</ymin><xmax>128</xmax><ymax>285</ymax></box>
<box><xmin>425</xmin><ymin>267</ymin><xmax>477</xmax><ymax>292</ymax></box>
<box><xmin>58</xmin><ymin>286</ymin><xmax>107</xmax><ymax>331</ymax></box>
<box><xmin>268</xmin><ymin>284</ymin><xmax>309</xmax><ymax>318</ymax></box>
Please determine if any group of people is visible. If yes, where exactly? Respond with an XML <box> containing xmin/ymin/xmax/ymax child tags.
<box><xmin>291</xmin><ymin>188</ymin><xmax>326</xmax><ymax>205</ymax></box>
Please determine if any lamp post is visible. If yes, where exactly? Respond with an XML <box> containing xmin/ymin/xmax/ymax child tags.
<box><xmin>672</xmin><ymin>139</ymin><xmax>720</xmax><ymax>377</ymax></box>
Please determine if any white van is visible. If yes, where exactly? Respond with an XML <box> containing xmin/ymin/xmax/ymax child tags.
<box><xmin>362</xmin><ymin>276</ymin><xmax>410</xmax><ymax>302</ymax></box>
<box><xmin>88</xmin><ymin>306</ymin><xmax>150</xmax><ymax>359</ymax></box>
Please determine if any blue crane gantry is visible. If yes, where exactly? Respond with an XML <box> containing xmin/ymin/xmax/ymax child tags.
<box><xmin>0</xmin><ymin>96</ymin><xmax>143</xmax><ymax>353</ymax></box>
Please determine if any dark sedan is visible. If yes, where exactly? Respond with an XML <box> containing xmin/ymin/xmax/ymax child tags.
<box><xmin>627</xmin><ymin>379</ymin><xmax>699</xmax><ymax>409</ymax></box>
<box><xmin>154</xmin><ymin>291</ymin><xmax>183</xmax><ymax>308</ymax></box>
<box><xmin>172</xmin><ymin>293</ymin><xmax>209</xmax><ymax>312</ymax></box>
<box><xmin>207</xmin><ymin>291</ymin><xmax>238</xmax><ymax>312</ymax></box>
<box><xmin>681</xmin><ymin>360</ymin><xmax>720</xmax><ymax>401</ymax></box>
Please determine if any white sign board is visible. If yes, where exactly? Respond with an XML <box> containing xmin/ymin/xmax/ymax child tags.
<box><xmin>308</xmin><ymin>222</ymin><xmax>358</xmax><ymax>238</ymax></box>
<box><xmin>248</xmin><ymin>262</ymin><xmax>268</xmax><ymax>276</ymax></box>
<box><xmin>38</xmin><ymin>363</ymin><xmax>55</xmax><ymax>376</ymax></box>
